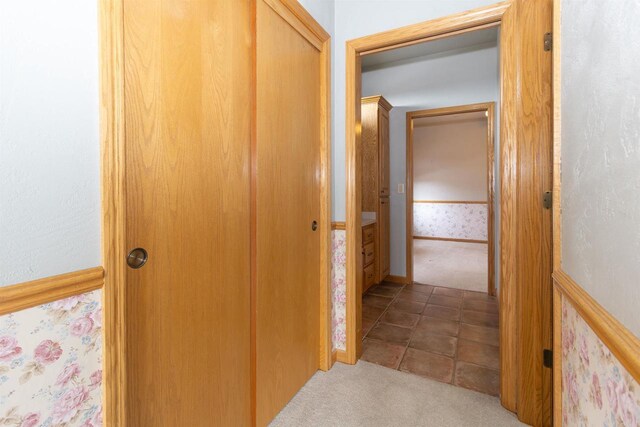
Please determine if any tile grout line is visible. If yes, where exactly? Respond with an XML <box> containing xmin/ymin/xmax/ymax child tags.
<box><xmin>364</xmin><ymin>283</ymin><xmax>500</xmax><ymax>395</ymax></box>
<box><xmin>394</xmin><ymin>288</ymin><xmax>433</xmax><ymax>373</ymax></box>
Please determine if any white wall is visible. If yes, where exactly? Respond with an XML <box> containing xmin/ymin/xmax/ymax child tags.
<box><xmin>333</xmin><ymin>0</ymin><xmax>498</xmax><ymax>221</ymax></box>
<box><xmin>362</xmin><ymin>44</ymin><xmax>499</xmax><ymax>276</ymax></box>
<box><xmin>561</xmin><ymin>0</ymin><xmax>640</xmax><ymax>337</ymax></box>
<box><xmin>0</xmin><ymin>2</ymin><xmax>101</xmax><ymax>286</ymax></box>
<box><xmin>413</xmin><ymin>118</ymin><xmax>487</xmax><ymax>201</ymax></box>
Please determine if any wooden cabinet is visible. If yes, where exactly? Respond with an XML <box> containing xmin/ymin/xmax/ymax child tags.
<box><xmin>362</xmin><ymin>223</ymin><xmax>377</xmax><ymax>293</ymax></box>
<box><xmin>361</xmin><ymin>95</ymin><xmax>392</xmax><ymax>282</ymax></box>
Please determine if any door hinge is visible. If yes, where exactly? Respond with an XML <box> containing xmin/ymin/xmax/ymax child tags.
<box><xmin>543</xmin><ymin>349</ymin><xmax>553</xmax><ymax>368</ymax></box>
<box><xmin>544</xmin><ymin>32</ymin><xmax>553</xmax><ymax>51</ymax></box>
<box><xmin>543</xmin><ymin>191</ymin><xmax>552</xmax><ymax>209</ymax></box>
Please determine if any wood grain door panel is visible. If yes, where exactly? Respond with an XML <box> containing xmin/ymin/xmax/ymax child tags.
<box><xmin>123</xmin><ymin>1</ymin><xmax>252</xmax><ymax>425</ymax></box>
<box><xmin>256</xmin><ymin>1</ymin><xmax>322</xmax><ymax>425</ymax></box>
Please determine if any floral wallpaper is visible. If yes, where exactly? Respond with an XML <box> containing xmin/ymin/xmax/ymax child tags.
<box><xmin>331</xmin><ymin>230</ymin><xmax>346</xmax><ymax>351</ymax></box>
<box><xmin>562</xmin><ymin>297</ymin><xmax>640</xmax><ymax>426</ymax></box>
<box><xmin>413</xmin><ymin>202</ymin><xmax>487</xmax><ymax>241</ymax></box>
<box><xmin>0</xmin><ymin>291</ymin><xmax>103</xmax><ymax>427</ymax></box>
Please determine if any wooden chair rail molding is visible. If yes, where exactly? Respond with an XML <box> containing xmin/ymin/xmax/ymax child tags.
<box><xmin>413</xmin><ymin>200</ymin><xmax>488</xmax><ymax>204</ymax></box>
<box><xmin>331</xmin><ymin>221</ymin><xmax>346</xmax><ymax>230</ymax></box>
<box><xmin>0</xmin><ymin>267</ymin><xmax>105</xmax><ymax>316</ymax></box>
<box><xmin>553</xmin><ymin>269</ymin><xmax>640</xmax><ymax>382</ymax></box>
<box><xmin>413</xmin><ymin>236</ymin><xmax>488</xmax><ymax>244</ymax></box>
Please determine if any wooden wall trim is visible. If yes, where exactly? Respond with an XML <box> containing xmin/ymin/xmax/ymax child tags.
<box><xmin>335</xmin><ymin>349</ymin><xmax>348</xmax><ymax>364</ymax></box>
<box><xmin>554</xmin><ymin>270</ymin><xmax>640</xmax><ymax>382</ymax></box>
<box><xmin>348</xmin><ymin>2</ymin><xmax>510</xmax><ymax>55</ymax></box>
<box><xmin>497</xmin><ymin>0</ymin><xmax>517</xmax><ymax>411</ymax></box>
<box><xmin>0</xmin><ymin>268</ymin><xmax>104</xmax><ymax>316</ymax></box>
<box><xmin>413</xmin><ymin>236</ymin><xmax>488</xmax><ymax>244</ymax></box>
<box><xmin>413</xmin><ymin>200</ymin><xmax>488</xmax><ymax>204</ymax></box>
<box><xmin>100</xmin><ymin>0</ymin><xmax>127</xmax><ymax>424</ymax></box>
<box><xmin>345</xmin><ymin>39</ymin><xmax>363</xmax><ymax>365</ymax></box>
<box><xmin>318</xmin><ymin>34</ymin><xmax>333</xmax><ymax>372</ymax></box>
<box><xmin>331</xmin><ymin>221</ymin><xmax>346</xmax><ymax>231</ymax></box>
<box><xmin>262</xmin><ymin>0</ymin><xmax>329</xmax><ymax>51</ymax></box>
<box><xmin>361</xmin><ymin>95</ymin><xmax>392</xmax><ymax>112</ymax></box>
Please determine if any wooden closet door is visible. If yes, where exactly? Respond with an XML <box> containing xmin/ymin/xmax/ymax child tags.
<box><xmin>123</xmin><ymin>1</ymin><xmax>252</xmax><ymax>425</ymax></box>
<box><xmin>256</xmin><ymin>0</ymin><xmax>322</xmax><ymax>425</ymax></box>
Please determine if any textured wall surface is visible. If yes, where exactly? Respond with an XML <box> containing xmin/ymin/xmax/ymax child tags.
<box><xmin>561</xmin><ymin>297</ymin><xmax>640</xmax><ymax>426</ymax></box>
<box><xmin>0</xmin><ymin>291</ymin><xmax>102</xmax><ymax>426</ymax></box>
<box><xmin>0</xmin><ymin>2</ymin><xmax>101</xmax><ymax>286</ymax></box>
<box><xmin>561</xmin><ymin>0</ymin><xmax>640</xmax><ymax>336</ymax></box>
<box><xmin>361</xmin><ymin>44</ymin><xmax>498</xmax><ymax>277</ymax></box>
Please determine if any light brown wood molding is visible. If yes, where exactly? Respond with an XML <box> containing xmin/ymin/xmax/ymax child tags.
<box><xmin>331</xmin><ymin>221</ymin><xmax>346</xmax><ymax>230</ymax></box>
<box><xmin>349</xmin><ymin>2</ymin><xmax>510</xmax><ymax>55</ymax></box>
<box><xmin>361</xmin><ymin>95</ymin><xmax>392</xmax><ymax>112</ymax></box>
<box><xmin>262</xmin><ymin>0</ymin><xmax>330</xmax><ymax>51</ymax></box>
<box><xmin>335</xmin><ymin>349</ymin><xmax>348</xmax><ymax>364</ymax></box>
<box><xmin>554</xmin><ymin>269</ymin><xmax>640</xmax><ymax>382</ymax></box>
<box><xmin>413</xmin><ymin>200</ymin><xmax>488</xmax><ymax>204</ymax></box>
<box><xmin>413</xmin><ymin>236</ymin><xmax>488</xmax><ymax>244</ymax></box>
<box><xmin>407</xmin><ymin>102</ymin><xmax>496</xmax><ymax>120</ymax></box>
<box><xmin>0</xmin><ymin>267</ymin><xmax>104</xmax><ymax>316</ymax></box>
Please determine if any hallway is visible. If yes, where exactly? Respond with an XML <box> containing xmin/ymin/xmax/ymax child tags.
<box><xmin>270</xmin><ymin>361</ymin><xmax>522</xmax><ymax>426</ymax></box>
<box><xmin>361</xmin><ymin>281</ymin><xmax>499</xmax><ymax>396</ymax></box>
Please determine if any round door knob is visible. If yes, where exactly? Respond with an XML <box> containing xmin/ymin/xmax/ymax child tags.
<box><xmin>127</xmin><ymin>248</ymin><xmax>148</xmax><ymax>269</ymax></box>
<box><xmin>311</xmin><ymin>220</ymin><xmax>318</xmax><ymax>231</ymax></box>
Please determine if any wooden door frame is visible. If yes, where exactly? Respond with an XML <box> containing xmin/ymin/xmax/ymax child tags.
<box><xmin>344</xmin><ymin>1</ymin><xmax>553</xmax><ymax>424</ymax></box>
<box><xmin>99</xmin><ymin>0</ymin><xmax>332</xmax><ymax>425</ymax></box>
<box><xmin>406</xmin><ymin>102</ymin><xmax>496</xmax><ymax>296</ymax></box>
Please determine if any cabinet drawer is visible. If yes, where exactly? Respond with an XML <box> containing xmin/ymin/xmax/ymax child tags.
<box><xmin>363</xmin><ymin>241</ymin><xmax>375</xmax><ymax>266</ymax></box>
<box><xmin>364</xmin><ymin>262</ymin><xmax>375</xmax><ymax>289</ymax></box>
<box><xmin>362</xmin><ymin>225</ymin><xmax>375</xmax><ymax>244</ymax></box>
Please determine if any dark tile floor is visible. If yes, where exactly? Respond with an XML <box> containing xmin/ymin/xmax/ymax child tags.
<box><xmin>361</xmin><ymin>281</ymin><xmax>500</xmax><ymax>396</ymax></box>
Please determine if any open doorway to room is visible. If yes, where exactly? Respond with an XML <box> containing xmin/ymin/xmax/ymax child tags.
<box><xmin>356</xmin><ymin>28</ymin><xmax>501</xmax><ymax>397</ymax></box>
<box><xmin>343</xmin><ymin>3</ymin><xmax>554</xmax><ymax>425</ymax></box>
<box><xmin>407</xmin><ymin>103</ymin><xmax>495</xmax><ymax>297</ymax></box>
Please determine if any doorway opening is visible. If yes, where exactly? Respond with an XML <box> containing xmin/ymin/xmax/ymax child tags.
<box><xmin>407</xmin><ymin>103</ymin><xmax>495</xmax><ymax>297</ymax></box>
<box><xmin>357</xmin><ymin>32</ymin><xmax>500</xmax><ymax>395</ymax></box>
<box><xmin>344</xmin><ymin>2</ymin><xmax>553</xmax><ymax>425</ymax></box>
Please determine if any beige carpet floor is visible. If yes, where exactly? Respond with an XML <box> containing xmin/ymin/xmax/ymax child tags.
<box><xmin>270</xmin><ymin>361</ymin><xmax>524</xmax><ymax>427</ymax></box>
<box><xmin>413</xmin><ymin>240</ymin><xmax>488</xmax><ymax>292</ymax></box>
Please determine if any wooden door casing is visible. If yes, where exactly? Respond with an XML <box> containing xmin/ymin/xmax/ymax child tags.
<box><xmin>378</xmin><ymin>108</ymin><xmax>390</xmax><ymax>197</ymax></box>
<box><xmin>122</xmin><ymin>0</ymin><xmax>252</xmax><ymax>425</ymax></box>
<box><xmin>379</xmin><ymin>197</ymin><xmax>390</xmax><ymax>280</ymax></box>
<box><xmin>344</xmin><ymin>3</ymin><xmax>553</xmax><ymax>424</ymax></box>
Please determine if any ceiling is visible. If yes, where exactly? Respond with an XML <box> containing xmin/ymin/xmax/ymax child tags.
<box><xmin>361</xmin><ymin>27</ymin><xmax>499</xmax><ymax>71</ymax></box>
